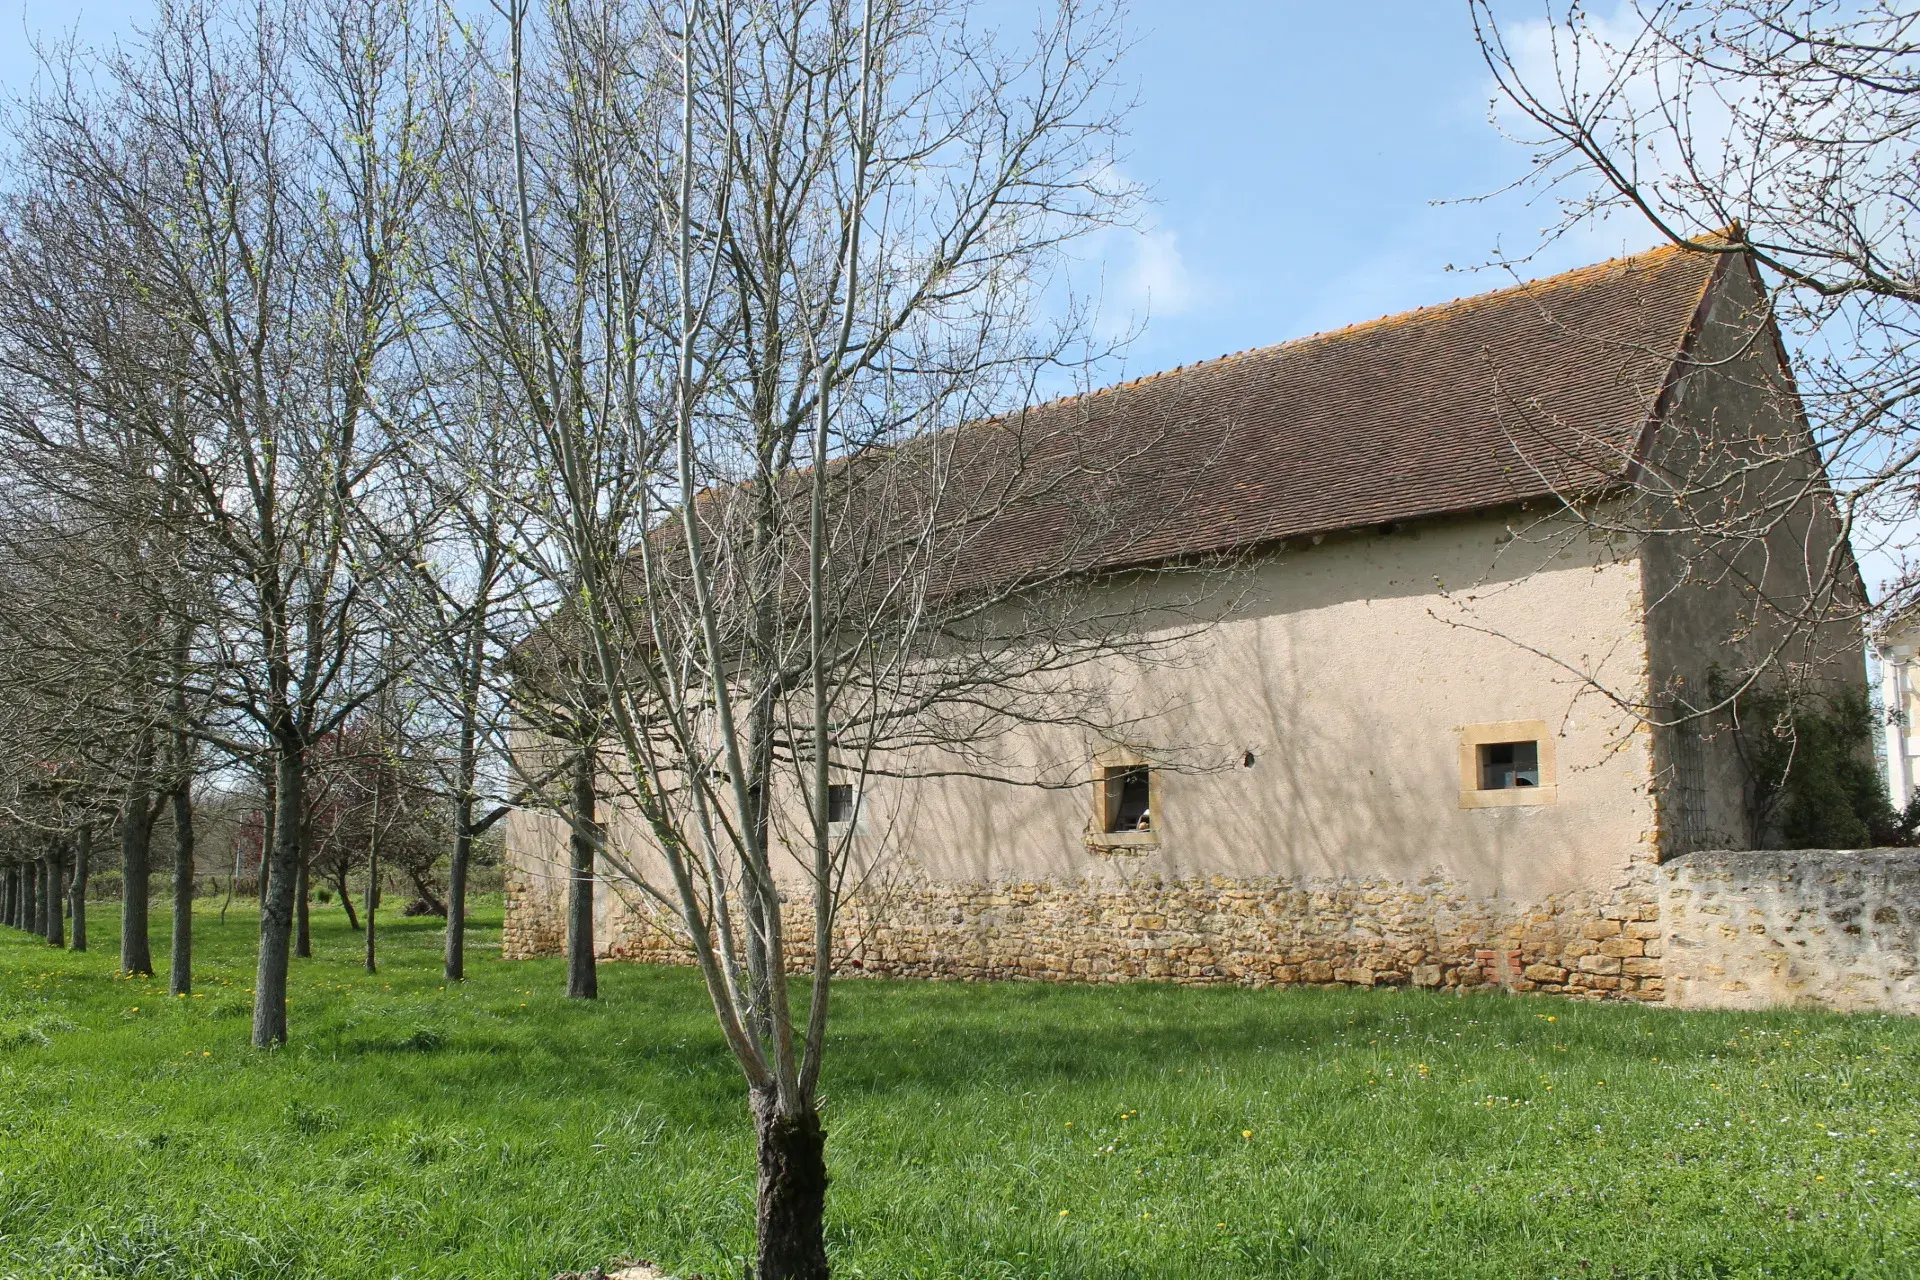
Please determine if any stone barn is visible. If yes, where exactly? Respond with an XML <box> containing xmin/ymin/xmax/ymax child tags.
<box><xmin>505</xmin><ymin>238</ymin><xmax>1873</xmax><ymax>1005</ymax></box>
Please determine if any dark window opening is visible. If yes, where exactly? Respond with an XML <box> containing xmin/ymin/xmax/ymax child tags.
<box><xmin>1478</xmin><ymin>741</ymin><xmax>1540</xmax><ymax>790</ymax></box>
<box><xmin>827</xmin><ymin>783</ymin><xmax>855</xmax><ymax>824</ymax></box>
<box><xmin>1104</xmin><ymin>765</ymin><xmax>1152</xmax><ymax>832</ymax></box>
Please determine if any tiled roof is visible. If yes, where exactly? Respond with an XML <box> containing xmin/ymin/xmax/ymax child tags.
<box><xmin>939</xmin><ymin>240</ymin><xmax>1723</xmax><ymax>585</ymax></box>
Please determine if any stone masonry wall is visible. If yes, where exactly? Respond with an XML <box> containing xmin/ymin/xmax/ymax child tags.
<box><xmin>505</xmin><ymin>853</ymin><xmax>1668</xmax><ymax>1001</ymax></box>
<box><xmin>503</xmin><ymin>862</ymin><xmax>566</xmax><ymax>960</ymax></box>
<box><xmin>1662</xmin><ymin>849</ymin><xmax>1920</xmax><ymax>1013</ymax></box>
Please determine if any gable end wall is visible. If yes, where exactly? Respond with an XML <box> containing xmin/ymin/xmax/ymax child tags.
<box><xmin>1638</xmin><ymin>255</ymin><xmax>1870</xmax><ymax>855</ymax></box>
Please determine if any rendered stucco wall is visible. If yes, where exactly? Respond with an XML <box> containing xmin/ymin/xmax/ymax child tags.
<box><xmin>1662</xmin><ymin>849</ymin><xmax>1920</xmax><ymax>1012</ymax></box>
<box><xmin>506</xmin><ymin>507</ymin><xmax>1671</xmax><ymax>999</ymax></box>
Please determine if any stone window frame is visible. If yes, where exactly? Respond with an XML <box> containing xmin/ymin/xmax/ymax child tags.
<box><xmin>1457</xmin><ymin>719</ymin><xmax>1558</xmax><ymax>809</ymax></box>
<box><xmin>1086</xmin><ymin>744</ymin><xmax>1161</xmax><ymax>849</ymax></box>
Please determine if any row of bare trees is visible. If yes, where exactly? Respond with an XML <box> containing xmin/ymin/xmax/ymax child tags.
<box><xmin>0</xmin><ymin>0</ymin><xmax>542</xmax><ymax>1022</ymax></box>
<box><xmin>0</xmin><ymin>0</ymin><xmax>1169</xmax><ymax>1273</ymax></box>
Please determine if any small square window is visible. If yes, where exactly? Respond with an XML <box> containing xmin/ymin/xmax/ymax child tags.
<box><xmin>827</xmin><ymin>784</ymin><xmax>855</xmax><ymax>824</ymax></box>
<box><xmin>1103</xmin><ymin>765</ymin><xmax>1152</xmax><ymax>833</ymax></box>
<box><xmin>1478</xmin><ymin>740</ymin><xmax>1540</xmax><ymax>790</ymax></box>
<box><xmin>1458</xmin><ymin>720</ymin><xmax>1555</xmax><ymax>808</ymax></box>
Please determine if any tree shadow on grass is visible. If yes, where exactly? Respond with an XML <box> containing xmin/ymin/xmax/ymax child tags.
<box><xmin>810</xmin><ymin>973</ymin><xmax>1875</xmax><ymax>1098</ymax></box>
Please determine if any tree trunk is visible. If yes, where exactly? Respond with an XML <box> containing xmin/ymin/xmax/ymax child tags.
<box><xmin>445</xmin><ymin>795</ymin><xmax>470</xmax><ymax>980</ymax></box>
<box><xmin>405</xmin><ymin>864</ymin><xmax>446</xmax><ymax>916</ymax></box>
<box><xmin>121</xmin><ymin>737</ymin><xmax>156</xmax><ymax>975</ymax></box>
<box><xmin>28</xmin><ymin>859</ymin><xmax>43</xmax><ymax>936</ymax></box>
<box><xmin>336</xmin><ymin>868</ymin><xmax>361</xmax><ymax>931</ymax></box>
<box><xmin>253</xmin><ymin>742</ymin><xmax>303</xmax><ymax>1047</ymax></box>
<box><xmin>567</xmin><ymin>742</ymin><xmax>598</xmax><ymax>1000</ymax></box>
<box><xmin>753</xmin><ymin>1091</ymin><xmax>831</xmax><ymax>1280</ymax></box>
<box><xmin>39</xmin><ymin>855</ymin><xmax>54</xmax><ymax>938</ymax></box>
<box><xmin>45</xmin><ymin>846</ymin><xmax>65</xmax><ymax>948</ymax></box>
<box><xmin>258</xmin><ymin>769</ymin><xmax>276</xmax><ymax>911</ymax></box>
<box><xmin>70</xmin><ymin>825</ymin><xmax>89</xmax><ymax>952</ymax></box>
<box><xmin>294</xmin><ymin>823</ymin><xmax>312</xmax><ymax>959</ymax></box>
<box><xmin>446</xmin><ymin>619</ymin><xmax>484</xmax><ymax>981</ymax></box>
<box><xmin>364</xmin><ymin>840</ymin><xmax>378</xmax><ymax>975</ymax></box>
<box><xmin>2</xmin><ymin>866</ymin><xmax>13</xmax><ymax>928</ymax></box>
<box><xmin>170</xmin><ymin>780</ymin><xmax>194</xmax><ymax>995</ymax></box>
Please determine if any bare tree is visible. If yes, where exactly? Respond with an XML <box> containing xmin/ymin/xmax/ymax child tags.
<box><xmin>439</xmin><ymin>1</ymin><xmax>1235</xmax><ymax>1273</ymax></box>
<box><xmin>378</xmin><ymin>379</ymin><xmax>544</xmax><ymax>980</ymax></box>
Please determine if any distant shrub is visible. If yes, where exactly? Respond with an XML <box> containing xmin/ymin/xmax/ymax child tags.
<box><xmin>466</xmin><ymin>863</ymin><xmax>506</xmax><ymax>894</ymax></box>
<box><xmin>312</xmin><ymin>887</ymin><xmax>333</xmax><ymax>904</ymax></box>
<box><xmin>401</xmin><ymin>897</ymin><xmax>444</xmax><ymax>918</ymax></box>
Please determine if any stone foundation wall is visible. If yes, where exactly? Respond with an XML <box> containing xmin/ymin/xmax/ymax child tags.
<box><xmin>1662</xmin><ymin>849</ymin><xmax>1920</xmax><ymax>1013</ymax></box>
<box><xmin>505</xmin><ymin>854</ymin><xmax>1667</xmax><ymax>1001</ymax></box>
<box><xmin>502</xmin><ymin>861</ymin><xmax>566</xmax><ymax>960</ymax></box>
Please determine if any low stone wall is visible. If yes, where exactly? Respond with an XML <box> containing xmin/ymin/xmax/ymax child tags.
<box><xmin>1661</xmin><ymin>849</ymin><xmax>1920</xmax><ymax>1013</ymax></box>
<box><xmin>505</xmin><ymin>857</ymin><xmax>1667</xmax><ymax>1001</ymax></box>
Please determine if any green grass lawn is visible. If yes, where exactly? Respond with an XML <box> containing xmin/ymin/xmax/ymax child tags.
<box><xmin>1</xmin><ymin>901</ymin><xmax>1917</xmax><ymax>1280</ymax></box>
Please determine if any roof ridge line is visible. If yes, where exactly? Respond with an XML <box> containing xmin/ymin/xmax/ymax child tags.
<box><xmin>1019</xmin><ymin>237</ymin><xmax>1717</xmax><ymax>416</ymax></box>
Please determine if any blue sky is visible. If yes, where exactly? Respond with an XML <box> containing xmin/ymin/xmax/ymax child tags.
<box><xmin>0</xmin><ymin>0</ymin><xmax>1632</xmax><ymax>376</ymax></box>
<box><xmin>1052</xmin><ymin>1</ymin><xmax>1647</xmax><ymax>378</ymax></box>
<box><xmin>6</xmin><ymin>2</ymin><xmax>1901</xmax><ymax>602</ymax></box>
<box><xmin>1067</xmin><ymin>1</ymin><xmax>1603</xmax><ymax>376</ymax></box>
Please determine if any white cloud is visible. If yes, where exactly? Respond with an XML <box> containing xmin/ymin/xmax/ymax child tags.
<box><xmin>1122</xmin><ymin>224</ymin><xmax>1194</xmax><ymax>320</ymax></box>
<box><xmin>1080</xmin><ymin>214</ymin><xmax>1201</xmax><ymax>344</ymax></box>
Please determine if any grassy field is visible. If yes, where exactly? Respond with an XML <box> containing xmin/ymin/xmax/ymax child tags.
<box><xmin>0</xmin><ymin>902</ymin><xmax>1917</xmax><ymax>1280</ymax></box>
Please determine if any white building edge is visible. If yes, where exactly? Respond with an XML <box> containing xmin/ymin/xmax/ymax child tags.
<box><xmin>1878</xmin><ymin>616</ymin><xmax>1920</xmax><ymax>811</ymax></box>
